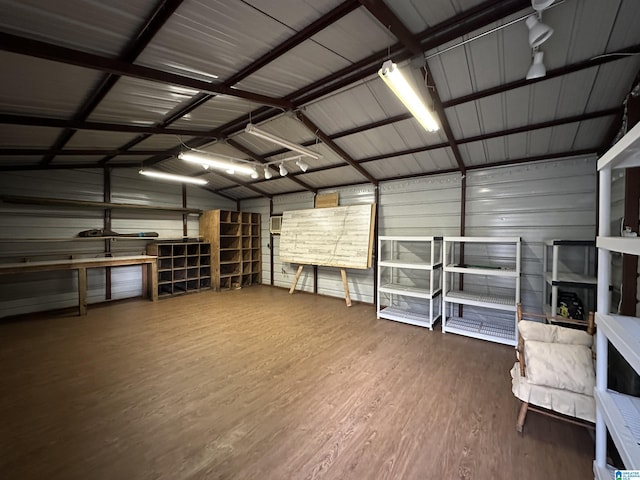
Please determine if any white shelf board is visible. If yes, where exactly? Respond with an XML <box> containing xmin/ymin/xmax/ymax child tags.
<box><xmin>378</xmin><ymin>236</ymin><xmax>442</xmax><ymax>241</ymax></box>
<box><xmin>379</xmin><ymin>283</ymin><xmax>441</xmax><ymax>299</ymax></box>
<box><xmin>443</xmin><ymin>290</ymin><xmax>516</xmax><ymax>311</ymax></box>
<box><xmin>378</xmin><ymin>306</ymin><xmax>439</xmax><ymax>329</ymax></box>
<box><xmin>597</xmin><ymin>237</ymin><xmax>640</xmax><ymax>256</ymax></box>
<box><xmin>379</xmin><ymin>259</ymin><xmax>441</xmax><ymax>270</ymax></box>
<box><xmin>596</xmin><ymin>313</ymin><xmax>640</xmax><ymax>373</ymax></box>
<box><xmin>443</xmin><ymin>236</ymin><xmax>520</xmax><ymax>243</ymax></box>
<box><xmin>544</xmin><ymin>271</ymin><xmax>597</xmax><ymax>286</ymax></box>
<box><xmin>597</xmin><ymin>121</ymin><xmax>640</xmax><ymax>171</ymax></box>
<box><xmin>442</xmin><ymin>315</ymin><xmax>516</xmax><ymax>346</ymax></box>
<box><xmin>594</xmin><ymin>389</ymin><xmax>640</xmax><ymax>469</ymax></box>
<box><xmin>593</xmin><ymin>462</ymin><xmax>616</xmax><ymax>480</ymax></box>
<box><xmin>444</xmin><ymin>264</ymin><xmax>518</xmax><ymax>277</ymax></box>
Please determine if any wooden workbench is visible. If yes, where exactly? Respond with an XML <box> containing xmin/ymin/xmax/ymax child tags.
<box><xmin>0</xmin><ymin>255</ymin><xmax>158</xmax><ymax>315</ymax></box>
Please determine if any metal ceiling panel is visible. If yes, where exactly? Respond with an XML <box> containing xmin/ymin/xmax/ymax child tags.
<box><xmin>65</xmin><ymin>131</ymin><xmax>140</xmax><ymax>149</ymax></box>
<box><xmin>223</xmin><ymin>185</ymin><xmax>266</xmax><ymax>199</ymax></box>
<box><xmin>384</xmin><ymin>0</ymin><xmax>488</xmax><ymax>34</ymax></box>
<box><xmin>235</xmin><ymin>41</ymin><xmax>352</xmax><ymax>98</ymax></box>
<box><xmin>0</xmin><ymin>125</ymin><xmax>62</xmax><ymax>148</ymax></box>
<box><xmin>425</xmin><ymin>11</ymin><xmax>530</xmax><ymax>102</ymax></box>
<box><xmin>170</xmin><ymin>95</ymin><xmax>261</xmax><ymax>130</ymax></box>
<box><xmin>87</xmin><ymin>77</ymin><xmax>198</xmax><ymax>125</ymax></box>
<box><xmin>363</xmin><ymin>148</ymin><xmax>457</xmax><ymax>178</ymax></box>
<box><xmin>310</xmin><ymin>7</ymin><xmax>397</xmax><ymax>63</ymax></box>
<box><xmin>303</xmin><ymin>81</ymin><xmax>391</xmax><ymax>135</ymax></box>
<box><xmin>585</xmin><ymin>58</ymin><xmax>640</xmax><ymax>111</ymax></box>
<box><xmin>0</xmin><ymin>51</ymin><xmax>103</xmax><ymax>118</ymax></box>
<box><xmin>293</xmin><ymin>164</ymin><xmax>370</xmax><ymax>188</ymax></box>
<box><xmin>135</xmin><ymin>0</ymin><xmax>293</xmax><ymax>84</ymax></box>
<box><xmin>0</xmin><ymin>0</ymin><xmax>154</xmax><ymax>56</ymax></box>
<box><xmin>573</xmin><ymin>116</ymin><xmax>618</xmax><ymax>150</ymax></box>
<box><xmin>246</xmin><ymin>177</ymin><xmax>307</xmax><ymax>196</ymax></box>
<box><xmin>243</xmin><ymin>0</ymin><xmax>344</xmax><ymax>29</ymax></box>
<box><xmin>130</xmin><ymin>135</ymin><xmax>196</xmax><ymax>151</ymax></box>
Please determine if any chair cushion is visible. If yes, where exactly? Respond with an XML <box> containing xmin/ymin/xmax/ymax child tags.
<box><xmin>518</xmin><ymin>320</ymin><xmax>593</xmax><ymax>347</ymax></box>
<box><xmin>524</xmin><ymin>340</ymin><xmax>595</xmax><ymax>395</ymax></box>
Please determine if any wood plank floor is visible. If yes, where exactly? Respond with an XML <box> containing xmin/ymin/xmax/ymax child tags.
<box><xmin>0</xmin><ymin>286</ymin><xmax>594</xmax><ymax>480</ymax></box>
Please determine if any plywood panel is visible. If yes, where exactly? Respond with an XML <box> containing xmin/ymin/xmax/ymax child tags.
<box><xmin>279</xmin><ymin>204</ymin><xmax>375</xmax><ymax>269</ymax></box>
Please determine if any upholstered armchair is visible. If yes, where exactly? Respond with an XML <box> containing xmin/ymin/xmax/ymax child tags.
<box><xmin>511</xmin><ymin>304</ymin><xmax>595</xmax><ymax>433</ymax></box>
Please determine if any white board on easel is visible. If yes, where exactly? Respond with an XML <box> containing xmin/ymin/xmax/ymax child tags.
<box><xmin>279</xmin><ymin>204</ymin><xmax>376</xmax><ymax>269</ymax></box>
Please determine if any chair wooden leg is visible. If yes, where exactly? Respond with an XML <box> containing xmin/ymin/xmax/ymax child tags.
<box><xmin>516</xmin><ymin>401</ymin><xmax>528</xmax><ymax>433</ymax></box>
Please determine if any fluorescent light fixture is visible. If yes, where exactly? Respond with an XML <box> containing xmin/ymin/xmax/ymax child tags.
<box><xmin>264</xmin><ymin>166</ymin><xmax>273</xmax><ymax>179</ymax></box>
<box><xmin>296</xmin><ymin>158</ymin><xmax>309</xmax><ymax>172</ymax></box>
<box><xmin>526</xmin><ymin>15</ymin><xmax>553</xmax><ymax>48</ymax></box>
<box><xmin>179</xmin><ymin>151</ymin><xmax>256</xmax><ymax>176</ymax></box>
<box><xmin>378</xmin><ymin>60</ymin><xmax>439</xmax><ymax>132</ymax></box>
<box><xmin>244</xmin><ymin>123</ymin><xmax>321</xmax><ymax>159</ymax></box>
<box><xmin>139</xmin><ymin>169</ymin><xmax>208</xmax><ymax>185</ymax></box>
<box><xmin>526</xmin><ymin>51</ymin><xmax>547</xmax><ymax>79</ymax></box>
<box><xmin>279</xmin><ymin>163</ymin><xmax>288</xmax><ymax>176</ymax></box>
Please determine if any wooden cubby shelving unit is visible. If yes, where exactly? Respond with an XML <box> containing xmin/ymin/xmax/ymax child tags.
<box><xmin>199</xmin><ymin>209</ymin><xmax>261</xmax><ymax>291</ymax></box>
<box><xmin>377</xmin><ymin>236</ymin><xmax>442</xmax><ymax>330</ymax></box>
<box><xmin>594</xmin><ymin>121</ymin><xmax>640</xmax><ymax>479</ymax></box>
<box><xmin>441</xmin><ymin>236</ymin><xmax>521</xmax><ymax>346</ymax></box>
<box><xmin>146</xmin><ymin>241</ymin><xmax>211</xmax><ymax>297</ymax></box>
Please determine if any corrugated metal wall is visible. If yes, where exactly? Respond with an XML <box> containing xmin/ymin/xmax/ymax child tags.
<box><xmin>0</xmin><ymin>169</ymin><xmax>234</xmax><ymax>318</ymax></box>
<box><xmin>1</xmin><ymin>156</ymin><xmax>599</xmax><ymax>318</ymax></box>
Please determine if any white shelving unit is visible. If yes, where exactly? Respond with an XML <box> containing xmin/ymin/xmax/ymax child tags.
<box><xmin>377</xmin><ymin>236</ymin><xmax>442</xmax><ymax>330</ymax></box>
<box><xmin>594</xmin><ymin>121</ymin><xmax>640</xmax><ymax>479</ymax></box>
<box><xmin>441</xmin><ymin>236</ymin><xmax>521</xmax><ymax>346</ymax></box>
<box><xmin>542</xmin><ymin>239</ymin><xmax>596</xmax><ymax>322</ymax></box>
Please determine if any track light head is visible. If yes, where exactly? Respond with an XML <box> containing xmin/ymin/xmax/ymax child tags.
<box><xmin>526</xmin><ymin>50</ymin><xmax>547</xmax><ymax>80</ymax></box>
<box><xmin>531</xmin><ymin>0</ymin><xmax>555</xmax><ymax>12</ymax></box>
<box><xmin>526</xmin><ymin>14</ymin><xmax>553</xmax><ymax>48</ymax></box>
<box><xmin>296</xmin><ymin>159</ymin><xmax>309</xmax><ymax>172</ymax></box>
<box><xmin>279</xmin><ymin>163</ymin><xmax>288</xmax><ymax>176</ymax></box>
<box><xmin>264</xmin><ymin>167</ymin><xmax>273</xmax><ymax>179</ymax></box>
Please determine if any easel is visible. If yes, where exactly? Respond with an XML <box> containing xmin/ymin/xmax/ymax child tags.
<box><xmin>289</xmin><ymin>264</ymin><xmax>352</xmax><ymax>307</ymax></box>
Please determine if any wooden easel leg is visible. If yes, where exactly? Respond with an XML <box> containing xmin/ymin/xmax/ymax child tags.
<box><xmin>289</xmin><ymin>265</ymin><xmax>304</xmax><ymax>294</ymax></box>
<box><xmin>341</xmin><ymin>268</ymin><xmax>352</xmax><ymax>307</ymax></box>
<box><xmin>516</xmin><ymin>401</ymin><xmax>528</xmax><ymax>433</ymax></box>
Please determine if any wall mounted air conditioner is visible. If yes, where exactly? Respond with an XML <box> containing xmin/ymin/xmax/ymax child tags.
<box><xmin>269</xmin><ymin>216</ymin><xmax>283</xmax><ymax>235</ymax></box>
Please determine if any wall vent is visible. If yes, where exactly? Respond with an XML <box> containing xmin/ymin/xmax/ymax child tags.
<box><xmin>269</xmin><ymin>216</ymin><xmax>283</xmax><ymax>234</ymax></box>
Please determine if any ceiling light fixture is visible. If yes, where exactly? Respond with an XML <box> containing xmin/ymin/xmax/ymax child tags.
<box><xmin>378</xmin><ymin>60</ymin><xmax>439</xmax><ymax>133</ymax></box>
<box><xmin>526</xmin><ymin>14</ymin><xmax>553</xmax><ymax>48</ymax></box>
<box><xmin>296</xmin><ymin>158</ymin><xmax>309</xmax><ymax>172</ymax></box>
<box><xmin>279</xmin><ymin>163</ymin><xmax>288</xmax><ymax>177</ymax></box>
<box><xmin>139</xmin><ymin>169</ymin><xmax>208</xmax><ymax>185</ymax></box>
<box><xmin>526</xmin><ymin>50</ymin><xmax>547</xmax><ymax>80</ymax></box>
<box><xmin>179</xmin><ymin>151</ymin><xmax>256</xmax><ymax>176</ymax></box>
<box><xmin>264</xmin><ymin>166</ymin><xmax>273</xmax><ymax>179</ymax></box>
<box><xmin>244</xmin><ymin>123</ymin><xmax>321</xmax><ymax>160</ymax></box>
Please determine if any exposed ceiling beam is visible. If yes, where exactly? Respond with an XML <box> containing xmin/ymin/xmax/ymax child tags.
<box><xmin>296</xmin><ymin>111</ymin><xmax>379</xmax><ymax>185</ymax></box>
<box><xmin>0</xmin><ymin>113</ymin><xmax>217</xmax><ymax>137</ymax></box>
<box><xmin>0</xmin><ymin>32</ymin><xmax>293</xmax><ymax>109</ymax></box>
<box><xmin>359</xmin><ymin>0</ymin><xmax>467</xmax><ymax>175</ymax></box>
<box><xmin>40</xmin><ymin>0</ymin><xmax>184</xmax><ymax>167</ymax></box>
<box><xmin>441</xmin><ymin>44</ymin><xmax>640</xmax><ymax>108</ymax></box>
<box><xmin>0</xmin><ymin>163</ymin><xmax>140</xmax><ymax>171</ymax></box>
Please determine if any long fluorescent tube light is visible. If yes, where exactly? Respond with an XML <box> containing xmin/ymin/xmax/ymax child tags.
<box><xmin>139</xmin><ymin>169</ymin><xmax>208</xmax><ymax>185</ymax></box>
<box><xmin>378</xmin><ymin>60</ymin><xmax>439</xmax><ymax>132</ymax></box>
<box><xmin>179</xmin><ymin>151</ymin><xmax>256</xmax><ymax>176</ymax></box>
<box><xmin>244</xmin><ymin>123</ymin><xmax>321</xmax><ymax>159</ymax></box>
